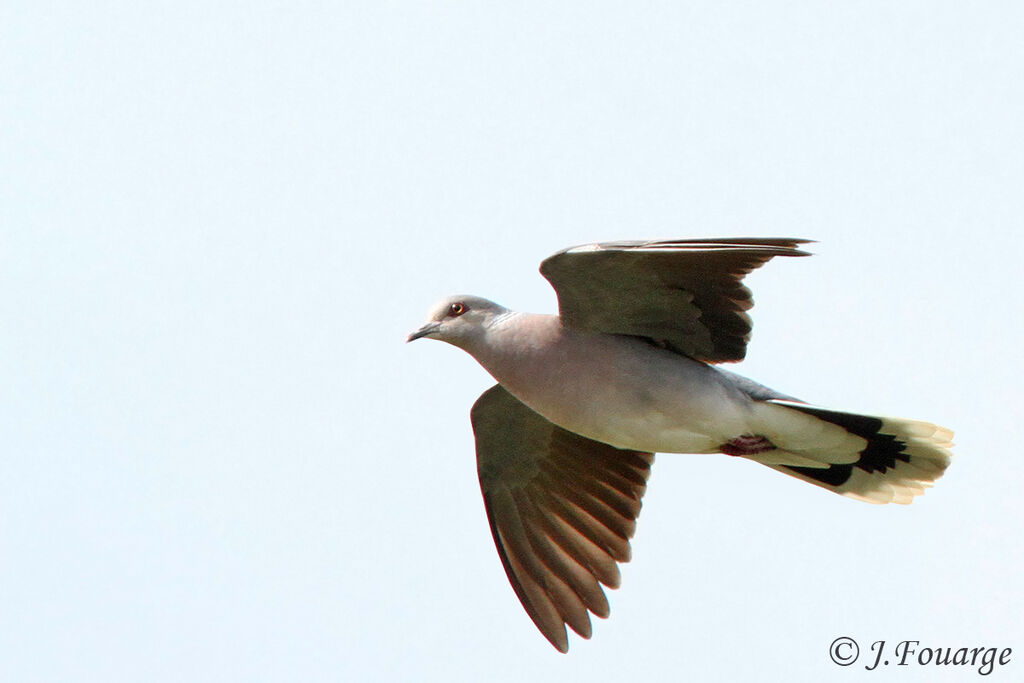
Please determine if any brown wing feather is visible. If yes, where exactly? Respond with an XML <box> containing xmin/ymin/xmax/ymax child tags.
<box><xmin>472</xmin><ymin>385</ymin><xmax>654</xmax><ymax>652</ymax></box>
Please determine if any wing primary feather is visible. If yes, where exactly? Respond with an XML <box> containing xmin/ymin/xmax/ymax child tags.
<box><xmin>488</xmin><ymin>487</ymin><xmax>570</xmax><ymax>651</ymax></box>
<box><xmin>512</xmin><ymin>490</ymin><xmax>611</xmax><ymax>618</ymax></box>
<box><xmin>531</xmin><ymin>488</ymin><xmax>624</xmax><ymax>587</ymax></box>
<box><xmin>510</xmin><ymin>491</ymin><xmax>596</xmax><ymax>637</ymax></box>
<box><xmin>532</xmin><ymin>474</ymin><xmax>634</xmax><ymax>562</ymax></box>
<box><xmin>526</xmin><ymin>488</ymin><xmax>621</xmax><ymax>594</ymax></box>
<box><xmin>534</xmin><ymin>469</ymin><xmax>637</xmax><ymax>547</ymax></box>
<box><xmin>540</xmin><ymin>450</ymin><xmax>644</xmax><ymax>517</ymax></box>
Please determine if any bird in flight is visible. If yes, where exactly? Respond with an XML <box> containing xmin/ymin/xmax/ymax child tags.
<box><xmin>407</xmin><ymin>238</ymin><xmax>954</xmax><ymax>652</ymax></box>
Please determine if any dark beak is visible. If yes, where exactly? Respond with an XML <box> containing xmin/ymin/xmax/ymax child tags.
<box><xmin>406</xmin><ymin>322</ymin><xmax>441</xmax><ymax>342</ymax></box>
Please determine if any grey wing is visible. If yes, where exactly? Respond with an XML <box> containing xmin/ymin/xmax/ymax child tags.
<box><xmin>539</xmin><ymin>237</ymin><xmax>811</xmax><ymax>363</ymax></box>
<box><xmin>471</xmin><ymin>385</ymin><xmax>654</xmax><ymax>653</ymax></box>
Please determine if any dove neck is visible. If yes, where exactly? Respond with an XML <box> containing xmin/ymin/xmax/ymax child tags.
<box><xmin>465</xmin><ymin>312</ymin><xmax>565</xmax><ymax>383</ymax></box>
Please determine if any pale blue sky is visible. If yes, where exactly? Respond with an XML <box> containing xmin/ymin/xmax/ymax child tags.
<box><xmin>2</xmin><ymin>2</ymin><xmax>1022</xmax><ymax>681</ymax></box>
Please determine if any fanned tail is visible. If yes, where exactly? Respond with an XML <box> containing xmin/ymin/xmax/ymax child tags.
<box><xmin>742</xmin><ymin>400</ymin><xmax>954</xmax><ymax>504</ymax></box>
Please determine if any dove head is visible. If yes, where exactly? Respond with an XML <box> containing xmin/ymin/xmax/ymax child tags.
<box><xmin>407</xmin><ymin>295</ymin><xmax>510</xmax><ymax>349</ymax></box>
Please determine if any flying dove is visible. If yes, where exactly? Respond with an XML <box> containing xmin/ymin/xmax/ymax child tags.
<box><xmin>407</xmin><ymin>238</ymin><xmax>954</xmax><ymax>652</ymax></box>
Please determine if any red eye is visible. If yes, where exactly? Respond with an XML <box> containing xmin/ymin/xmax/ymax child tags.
<box><xmin>448</xmin><ymin>302</ymin><xmax>466</xmax><ymax>317</ymax></box>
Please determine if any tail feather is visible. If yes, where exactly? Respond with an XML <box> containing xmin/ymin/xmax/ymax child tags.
<box><xmin>747</xmin><ymin>400</ymin><xmax>954</xmax><ymax>504</ymax></box>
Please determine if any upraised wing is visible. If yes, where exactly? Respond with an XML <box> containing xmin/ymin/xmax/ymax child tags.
<box><xmin>540</xmin><ymin>237</ymin><xmax>810</xmax><ymax>363</ymax></box>
<box><xmin>471</xmin><ymin>384</ymin><xmax>654</xmax><ymax>652</ymax></box>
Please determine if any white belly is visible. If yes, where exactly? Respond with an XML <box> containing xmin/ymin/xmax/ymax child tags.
<box><xmin>485</xmin><ymin>327</ymin><xmax>757</xmax><ymax>454</ymax></box>
<box><xmin>567</xmin><ymin>370</ymin><xmax>754</xmax><ymax>454</ymax></box>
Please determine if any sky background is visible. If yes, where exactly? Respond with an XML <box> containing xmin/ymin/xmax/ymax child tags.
<box><xmin>3</xmin><ymin>2</ymin><xmax>1022</xmax><ymax>681</ymax></box>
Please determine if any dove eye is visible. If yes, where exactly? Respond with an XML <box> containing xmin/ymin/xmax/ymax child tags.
<box><xmin>448</xmin><ymin>302</ymin><xmax>467</xmax><ymax>317</ymax></box>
